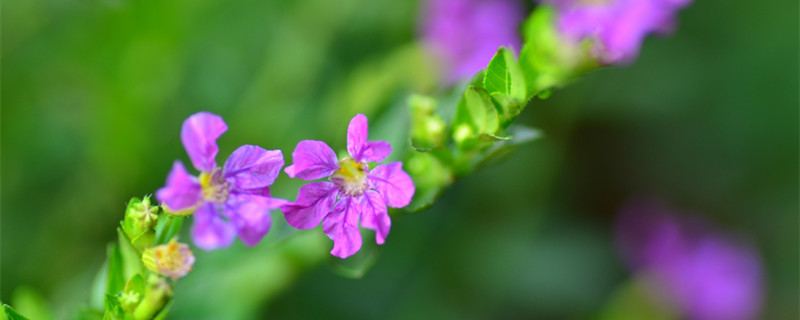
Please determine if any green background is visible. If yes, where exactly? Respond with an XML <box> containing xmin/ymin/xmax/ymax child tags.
<box><xmin>2</xmin><ymin>0</ymin><xmax>797</xmax><ymax>318</ymax></box>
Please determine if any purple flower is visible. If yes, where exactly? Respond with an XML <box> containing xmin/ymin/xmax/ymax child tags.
<box><xmin>156</xmin><ymin>112</ymin><xmax>287</xmax><ymax>250</ymax></box>
<box><xmin>543</xmin><ymin>0</ymin><xmax>691</xmax><ymax>64</ymax></box>
<box><xmin>420</xmin><ymin>0</ymin><xmax>525</xmax><ymax>82</ymax></box>
<box><xmin>616</xmin><ymin>200</ymin><xmax>763</xmax><ymax>320</ymax></box>
<box><xmin>281</xmin><ymin>114</ymin><xmax>415</xmax><ymax>258</ymax></box>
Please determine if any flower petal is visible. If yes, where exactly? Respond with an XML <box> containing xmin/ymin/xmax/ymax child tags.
<box><xmin>225</xmin><ymin>193</ymin><xmax>286</xmax><ymax>247</ymax></box>
<box><xmin>346</xmin><ymin>114</ymin><xmax>392</xmax><ymax>163</ymax></box>
<box><xmin>322</xmin><ymin>197</ymin><xmax>362</xmax><ymax>258</ymax></box>
<box><xmin>191</xmin><ymin>203</ymin><xmax>236</xmax><ymax>250</ymax></box>
<box><xmin>359</xmin><ymin>190</ymin><xmax>390</xmax><ymax>245</ymax></box>
<box><xmin>284</xmin><ymin>140</ymin><xmax>339</xmax><ymax>180</ymax></box>
<box><xmin>347</xmin><ymin>114</ymin><xmax>368</xmax><ymax>159</ymax></box>
<box><xmin>224</xmin><ymin>145</ymin><xmax>284</xmax><ymax>190</ymax></box>
<box><xmin>368</xmin><ymin>162</ymin><xmax>415</xmax><ymax>208</ymax></box>
<box><xmin>156</xmin><ymin>161</ymin><xmax>202</xmax><ymax>211</ymax></box>
<box><xmin>181</xmin><ymin>112</ymin><xmax>227</xmax><ymax>172</ymax></box>
<box><xmin>281</xmin><ymin>182</ymin><xmax>339</xmax><ymax>229</ymax></box>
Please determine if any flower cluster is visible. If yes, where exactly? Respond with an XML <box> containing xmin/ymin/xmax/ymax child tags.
<box><xmin>156</xmin><ymin>112</ymin><xmax>415</xmax><ymax>258</ymax></box>
<box><xmin>616</xmin><ymin>200</ymin><xmax>763</xmax><ymax>320</ymax></box>
<box><xmin>543</xmin><ymin>0</ymin><xmax>692</xmax><ymax>64</ymax></box>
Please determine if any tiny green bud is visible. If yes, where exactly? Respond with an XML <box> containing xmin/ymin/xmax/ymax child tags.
<box><xmin>119</xmin><ymin>291</ymin><xmax>141</xmax><ymax>313</ymax></box>
<box><xmin>132</xmin><ymin>196</ymin><xmax>159</xmax><ymax>230</ymax></box>
<box><xmin>453</xmin><ymin>124</ymin><xmax>473</xmax><ymax>144</ymax></box>
<box><xmin>409</xmin><ymin>94</ymin><xmax>446</xmax><ymax>149</ymax></box>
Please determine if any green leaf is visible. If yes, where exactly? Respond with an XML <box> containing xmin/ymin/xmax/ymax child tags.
<box><xmin>484</xmin><ymin>47</ymin><xmax>527</xmax><ymax>101</ymax></box>
<box><xmin>75</xmin><ymin>308</ymin><xmax>104</xmax><ymax>320</ymax></box>
<box><xmin>151</xmin><ymin>300</ymin><xmax>174</xmax><ymax>320</ymax></box>
<box><xmin>9</xmin><ymin>287</ymin><xmax>53</xmax><ymax>320</ymax></box>
<box><xmin>154</xmin><ymin>215</ymin><xmax>183</xmax><ymax>245</ymax></box>
<box><xmin>452</xmin><ymin>86</ymin><xmax>500</xmax><ymax>148</ymax></box>
<box><xmin>90</xmin><ymin>259</ymin><xmax>109</xmax><ymax>310</ymax></box>
<box><xmin>102</xmin><ymin>295</ymin><xmax>123</xmax><ymax>320</ymax></box>
<box><xmin>117</xmin><ymin>229</ymin><xmax>143</xmax><ymax>281</ymax></box>
<box><xmin>518</xmin><ymin>6</ymin><xmax>600</xmax><ymax>95</ymax></box>
<box><xmin>106</xmin><ymin>244</ymin><xmax>125</xmax><ymax>297</ymax></box>
<box><xmin>328</xmin><ymin>229</ymin><xmax>381</xmax><ymax>279</ymax></box>
<box><xmin>2</xmin><ymin>305</ymin><xmax>31</xmax><ymax>320</ymax></box>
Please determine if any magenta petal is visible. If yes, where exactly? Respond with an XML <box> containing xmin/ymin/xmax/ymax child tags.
<box><xmin>284</xmin><ymin>140</ymin><xmax>339</xmax><ymax>181</ymax></box>
<box><xmin>191</xmin><ymin>203</ymin><xmax>236</xmax><ymax>250</ymax></box>
<box><xmin>224</xmin><ymin>145</ymin><xmax>284</xmax><ymax>190</ymax></box>
<box><xmin>226</xmin><ymin>193</ymin><xmax>279</xmax><ymax>247</ymax></box>
<box><xmin>281</xmin><ymin>181</ymin><xmax>339</xmax><ymax>229</ymax></box>
<box><xmin>156</xmin><ymin>161</ymin><xmax>202</xmax><ymax>211</ymax></box>
<box><xmin>360</xmin><ymin>141</ymin><xmax>392</xmax><ymax>163</ymax></box>
<box><xmin>322</xmin><ymin>197</ymin><xmax>363</xmax><ymax>258</ymax></box>
<box><xmin>368</xmin><ymin>162</ymin><xmax>415</xmax><ymax>208</ymax></box>
<box><xmin>181</xmin><ymin>112</ymin><xmax>227</xmax><ymax>172</ymax></box>
<box><xmin>345</xmin><ymin>114</ymin><xmax>392</xmax><ymax>162</ymax></box>
<box><xmin>347</xmin><ymin>114</ymin><xmax>368</xmax><ymax>159</ymax></box>
<box><xmin>359</xmin><ymin>190</ymin><xmax>390</xmax><ymax>245</ymax></box>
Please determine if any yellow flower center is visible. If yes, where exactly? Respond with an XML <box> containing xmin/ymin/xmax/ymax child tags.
<box><xmin>199</xmin><ymin>169</ymin><xmax>228</xmax><ymax>203</ymax></box>
<box><xmin>330</xmin><ymin>158</ymin><xmax>368</xmax><ymax>196</ymax></box>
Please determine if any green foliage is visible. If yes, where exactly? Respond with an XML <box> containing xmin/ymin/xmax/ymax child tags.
<box><xmin>2</xmin><ymin>305</ymin><xmax>31</xmax><ymax>320</ymax></box>
<box><xmin>518</xmin><ymin>6</ymin><xmax>599</xmax><ymax>95</ymax></box>
<box><xmin>103</xmin><ymin>294</ymin><xmax>124</xmax><ymax>320</ymax></box>
<box><xmin>8</xmin><ymin>287</ymin><xmax>53</xmax><ymax>320</ymax></box>
<box><xmin>485</xmin><ymin>48</ymin><xmax>526</xmax><ymax>99</ymax></box>
<box><xmin>484</xmin><ymin>47</ymin><xmax>528</xmax><ymax>124</ymax></box>
<box><xmin>154</xmin><ymin>215</ymin><xmax>183</xmax><ymax>246</ymax></box>
<box><xmin>117</xmin><ymin>229</ymin><xmax>144</xmax><ymax>281</ymax></box>
<box><xmin>106</xmin><ymin>244</ymin><xmax>125</xmax><ymax>297</ymax></box>
<box><xmin>452</xmin><ymin>86</ymin><xmax>501</xmax><ymax>149</ymax></box>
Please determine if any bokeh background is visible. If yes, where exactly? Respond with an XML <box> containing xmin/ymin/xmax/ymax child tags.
<box><xmin>2</xmin><ymin>0</ymin><xmax>797</xmax><ymax>319</ymax></box>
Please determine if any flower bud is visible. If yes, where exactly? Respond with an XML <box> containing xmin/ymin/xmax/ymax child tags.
<box><xmin>409</xmin><ymin>94</ymin><xmax>446</xmax><ymax>149</ymax></box>
<box><xmin>142</xmin><ymin>239</ymin><xmax>195</xmax><ymax>280</ymax></box>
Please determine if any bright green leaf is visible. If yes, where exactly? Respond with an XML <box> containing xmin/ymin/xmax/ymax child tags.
<box><xmin>102</xmin><ymin>295</ymin><xmax>123</xmax><ymax>320</ymax></box>
<box><xmin>154</xmin><ymin>215</ymin><xmax>183</xmax><ymax>245</ymax></box>
<box><xmin>452</xmin><ymin>86</ymin><xmax>500</xmax><ymax>149</ymax></box>
<box><xmin>484</xmin><ymin>47</ymin><xmax>527</xmax><ymax>102</ymax></box>
<box><xmin>10</xmin><ymin>287</ymin><xmax>53</xmax><ymax>320</ymax></box>
<box><xmin>90</xmin><ymin>259</ymin><xmax>109</xmax><ymax>311</ymax></box>
<box><xmin>2</xmin><ymin>305</ymin><xmax>31</xmax><ymax>320</ymax></box>
<box><xmin>106</xmin><ymin>244</ymin><xmax>125</xmax><ymax>297</ymax></box>
<box><xmin>117</xmin><ymin>229</ymin><xmax>143</xmax><ymax>281</ymax></box>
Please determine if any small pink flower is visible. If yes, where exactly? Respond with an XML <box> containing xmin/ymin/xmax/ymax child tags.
<box><xmin>156</xmin><ymin>112</ymin><xmax>287</xmax><ymax>250</ymax></box>
<box><xmin>282</xmin><ymin>114</ymin><xmax>415</xmax><ymax>258</ymax></box>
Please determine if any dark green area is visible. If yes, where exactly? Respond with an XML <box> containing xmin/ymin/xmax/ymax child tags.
<box><xmin>2</xmin><ymin>0</ymin><xmax>797</xmax><ymax>319</ymax></box>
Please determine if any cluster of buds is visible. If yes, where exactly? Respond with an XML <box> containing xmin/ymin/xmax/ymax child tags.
<box><xmin>108</xmin><ymin>196</ymin><xmax>195</xmax><ymax>320</ymax></box>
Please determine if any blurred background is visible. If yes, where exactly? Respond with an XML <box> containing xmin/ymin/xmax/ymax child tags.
<box><xmin>2</xmin><ymin>0</ymin><xmax>797</xmax><ymax>319</ymax></box>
